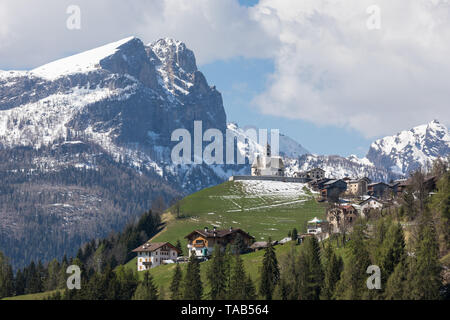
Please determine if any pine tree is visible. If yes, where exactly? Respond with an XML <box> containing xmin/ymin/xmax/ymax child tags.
<box><xmin>183</xmin><ymin>252</ymin><xmax>203</xmax><ymax>300</ymax></box>
<box><xmin>301</xmin><ymin>236</ymin><xmax>324</xmax><ymax>300</ymax></box>
<box><xmin>321</xmin><ymin>244</ymin><xmax>343</xmax><ymax>300</ymax></box>
<box><xmin>133</xmin><ymin>272</ymin><xmax>158</xmax><ymax>300</ymax></box>
<box><xmin>229</xmin><ymin>254</ymin><xmax>247</xmax><ymax>300</ymax></box>
<box><xmin>378</xmin><ymin>222</ymin><xmax>406</xmax><ymax>289</ymax></box>
<box><xmin>15</xmin><ymin>269</ymin><xmax>26</xmax><ymax>295</ymax></box>
<box><xmin>0</xmin><ymin>252</ymin><xmax>14</xmax><ymax>298</ymax></box>
<box><xmin>335</xmin><ymin>220</ymin><xmax>371</xmax><ymax>300</ymax></box>
<box><xmin>223</xmin><ymin>244</ymin><xmax>233</xmax><ymax>292</ymax></box>
<box><xmin>207</xmin><ymin>245</ymin><xmax>228</xmax><ymax>300</ymax></box>
<box><xmin>259</xmin><ymin>238</ymin><xmax>280</xmax><ymax>300</ymax></box>
<box><xmin>244</xmin><ymin>275</ymin><xmax>256</xmax><ymax>300</ymax></box>
<box><xmin>45</xmin><ymin>259</ymin><xmax>61</xmax><ymax>291</ymax></box>
<box><xmin>175</xmin><ymin>240</ymin><xmax>183</xmax><ymax>256</ymax></box>
<box><xmin>292</xmin><ymin>228</ymin><xmax>298</xmax><ymax>240</ymax></box>
<box><xmin>116</xmin><ymin>266</ymin><xmax>139</xmax><ymax>300</ymax></box>
<box><xmin>407</xmin><ymin>221</ymin><xmax>442</xmax><ymax>300</ymax></box>
<box><xmin>170</xmin><ymin>263</ymin><xmax>183</xmax><ymax>300</ymax></box>
<box><xmin>385</xmin><ymin>260</ymin><xmax>408</xmax><ymax>300</ymax></box>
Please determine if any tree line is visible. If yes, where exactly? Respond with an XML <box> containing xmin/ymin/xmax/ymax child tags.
<box><xmin>0</xmin><ymin>210</ymin><xmax>161</xmax><ymax>299</ymax></box>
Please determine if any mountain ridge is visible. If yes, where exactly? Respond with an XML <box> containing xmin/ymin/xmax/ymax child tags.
<box><xmin>0</xmin><ymin>36</ymin><xmax>449</xmax><ymax>269</ymax></box>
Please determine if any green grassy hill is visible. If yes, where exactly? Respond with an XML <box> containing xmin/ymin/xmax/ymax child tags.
<box><xmin>4</xmin><ymin>179</ymin><xmax>326</xmax><ymax>300</ymax></box>
<box><xmin>123</xmin><ymin>241</ymin><xmax>302</xmax><ymax>299</ymax></box>
<box><xmin>2</xmin><ymin>290</ymin><xmax>62</xmax><ymax>301</ymax></box>
<box><xmin>153</xmin><ymin>180</ymin><xmax>326</xmax><ymax>255</ymax></box>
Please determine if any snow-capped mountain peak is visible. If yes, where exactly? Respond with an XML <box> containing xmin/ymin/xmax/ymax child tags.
<box><xmin>31</xmin><ymin>36</ymin><xmax>138</xmax><ymax>80</ymax></box>
<box><xmin>367</xmin><ymin>120</ymin><xmax>450</xmax><ymax>175</ymax></box>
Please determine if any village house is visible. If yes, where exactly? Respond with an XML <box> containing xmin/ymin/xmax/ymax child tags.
<box><xmin>359</xmin><ymin>196</ymin><xmax>384</xmax><ymax>217</ymax></box>
<box><xmin>320</xmin><ymin>179</ymin><xmax>348</xmax><ymax>201</ymax></box>
<box><xmin>295</xmin><ymin>168</ymin><xmax>326</xmax><ymax>181</ymax></box>
<box><xmin>326</xmin><ymin>205</ymin><xmax>358</xmax><ymax>233</ymax></box>
<box><xmin>251</xmin><ymin>144</ymin><xmax>285</xmax><ymax>177</ymax></box>
<box><xmin>367</xmin><ymin>182</ymin><xmax>393</xmax><ymax>198</ymax></box>
<box><xmin>345</xmin><ymin>177</ymin><xmax>371</xmax><ymax>197</ymax></box>
<box><xmin>250</xmin><ymin>240</ymin><xmax>278</xmax><ymax>251</ymax></box>
<box><xmin>309</xmin><ymin>178</ymin><xmax>331</xmax><ymax>191</ymax></box>
<box><xmin>395</xmin><ymin>176</ymin><xmax>437</xmax><ymax>196</ymax></box>
<box><xmin>185</xmin><ymin>227</ymin><xmax>254</xmax><ymax>258</ymax></box>
<box><xmin>132</xmin><ymin>242</ymin><xmax>181</xmax><ymax>272</ymax></box>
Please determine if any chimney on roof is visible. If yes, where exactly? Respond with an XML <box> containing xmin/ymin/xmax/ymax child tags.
<box><xmin>204</xmin><ymin>227</ymin><xmax>209</xmax><ymax>233</ymax></box>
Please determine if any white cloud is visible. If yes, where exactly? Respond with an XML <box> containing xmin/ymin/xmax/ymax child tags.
<box><xmin>1</xmin><ymin>0</ymin><xmax>449</xmax><ymax>138</ymax></box>
<box><xmin>250</xmin><ymin>0</ymin><xmax>450</xmax><ymax>137</ymax></box>
<box><xmin>0</xmin><ymin>0</ymin><xmax>274</xmax><ymax>69</ymax></box>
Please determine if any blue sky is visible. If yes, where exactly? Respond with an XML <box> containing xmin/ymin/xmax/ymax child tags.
<box><xmin>201</xmin><ymin>57</ymin><xmax>372</xmax><ymax>156</ymax></box>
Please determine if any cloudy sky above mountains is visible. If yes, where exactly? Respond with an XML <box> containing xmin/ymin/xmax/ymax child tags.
<box><xmin>1</xmin><ymin>0</ymin><xmax>449</xmax><ymax>156</ymax></box>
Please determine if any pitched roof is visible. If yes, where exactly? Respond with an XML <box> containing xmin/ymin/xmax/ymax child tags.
<box><xmin>185</xmin><ymin>228</ymin><xmax>254</xmax><ymax>240</ymax></box>
<box><xmin>132</xmin><ymin>242</ymin><xmax>181</xmax><ymax>254</ymax></box>
<box><xmin>368</xmin><ymin>182</ymin><xmax>389</xmax><ymax>187</ymax></box>
<box><xmin>359</xmin><ymin>197</ymin><xmax>382</xmax><ymax>205</ymax></box>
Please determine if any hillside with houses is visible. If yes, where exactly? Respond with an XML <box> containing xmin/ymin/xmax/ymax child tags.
<box><xmin>2</xmin><ymin>146</ymin><xmax>448</xmax><ymax>301</ymax></box>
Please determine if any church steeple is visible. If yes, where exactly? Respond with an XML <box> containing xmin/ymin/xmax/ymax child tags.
<box><xmin>266</xmin><ymin>144</ymin><xmax>271</xmax><ymax>157</ymax></box>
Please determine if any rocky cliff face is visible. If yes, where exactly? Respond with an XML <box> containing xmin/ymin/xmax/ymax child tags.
<box><xmin>0</xmin><ymin>36</ymin><xmax>231</xmax><ymax>268</ymax></box>
<box><xmin>0</xmin><ymin>37</ymin><xmax>230</xmax><ymax>191</ymax></box>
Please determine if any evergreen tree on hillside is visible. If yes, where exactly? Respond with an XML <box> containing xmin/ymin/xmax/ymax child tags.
<box><xmin>302</xmin><ymin>236</ymin><xmax>324</xmax><ymax>300</ymax></box>
<box><xmin>207</xmin><ymin>245</ymin><xmax>228</xmax><ymax>300</ymax></box>
<box><xmin>259</xmin><ymin>238</ymin><xmax>280</xmax><ymax>300</ymax></box>
<box><xmin>378</xmin><ymin>222</ymin><xmax>406</xmax><ymax>289</ymax></box>
<box><xmin>116</xmin><ymin>266</ymin><xmax>139</xmax><ymax>300</ymax></box>
<box><xmin>223</xmin><ymin>244</ymin><xmax>233</xmax><ymax>292</ymax></box>
<box><xmin>26</xmin><ymin>261</ymin><xmax>43</xmax><ymax>294</ymax></box>
<box><xmin>170</xmin><ymin>263</ymin><xmax>183</xmax><ymax>300</ymax></box>
<box><xmin>229</xmin><ymin>254</ymin><xmax>247</xmax><ymax>300</ymax></box>
<box><xmin>431</xmin><ymin>170</ymin><xmax>450</xmax><ymax>253</ymax></box>
<box><xmin>385</xmin><ymin>260</ymin><xmax>408</xmax><ymax>300</ymax></box>
<box><xmin>132</xmin><ymin>272</ymin><xmax>158</xmax><ymax>300</ymax></box>
<box><xmin>45</xmin><ymin>259</ymin><xmax>61</xmax><ymax>291</ymax></box>
<box><xmin>0</xmin><ymin>252</ymin><xmax>14</xmax><ymax>298</ymax></box>
<box><xmin>175</xmin><ymin>240</ymin><xmax>183</xmax><ymax>256</ymax></box>
<box><xmin>335</xmin><ymin>220</ymin><xmax>371</xmax><ymax>300</ymax></box>
<box><xmin>244</xmin><ymin>275</ymin><xmax>257</xmax><ymax>300</ymax></box>
<box><xmin>292</xmin><ymin>228</ymin><xmax>298</xmax><ymax>240</ymax></box>
<box><xmin>277</xmin><ymin>244</ymin><xmax>299</xmax><ymax>300</ymax></box>
<box><xmin>321</xmin><ymin>244</ymin><xmax>343</xmax><ymax>300</ymax></box>
<box><xmin>406</xmin><ymin>221</ymin><xmax>442</xmax><ymax>300</ymax></box>
<box><xmin>183</xmin><ymin>252</ymin><xmax>203</xmax><ymax>300</ymax></box>
<box><xmin>15</xmin><ymin>269</ymin><xmax>26</xmax><ymax>296</ymax></box>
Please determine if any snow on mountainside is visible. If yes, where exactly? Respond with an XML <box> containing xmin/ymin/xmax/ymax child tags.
<box><xmin>0</xmin><ymin>36</ymin><xmax>231</xmax><ymax>268</ymax></box>
<box><xmin>31</xmin><ymin>37</ymin><xmax>137</xmax><ymax>80</ymax></box>
<box><xmin>367</xmin><ymin>120</ymin><xmax>450</xmax><ymax>175</ymax></box>
<box><xmin>0</xmin><ymin>36</ymin><xmax>228</xmax><ymax>192</ymax></box>
<box><xmin>226</xmin><ymin>123</ymin><xmax>396</xmax><ymax>182</ymax></box>
<box><xmin>283</xmin><ymin>154</ymin><xmax>395</xmax><ymax>182</ymax></box>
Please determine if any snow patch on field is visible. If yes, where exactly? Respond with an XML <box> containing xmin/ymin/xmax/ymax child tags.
<box><xmin>239</xmin><ymin>180</ymin><xmax>309</xmax><ymax>198</ymax></box>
